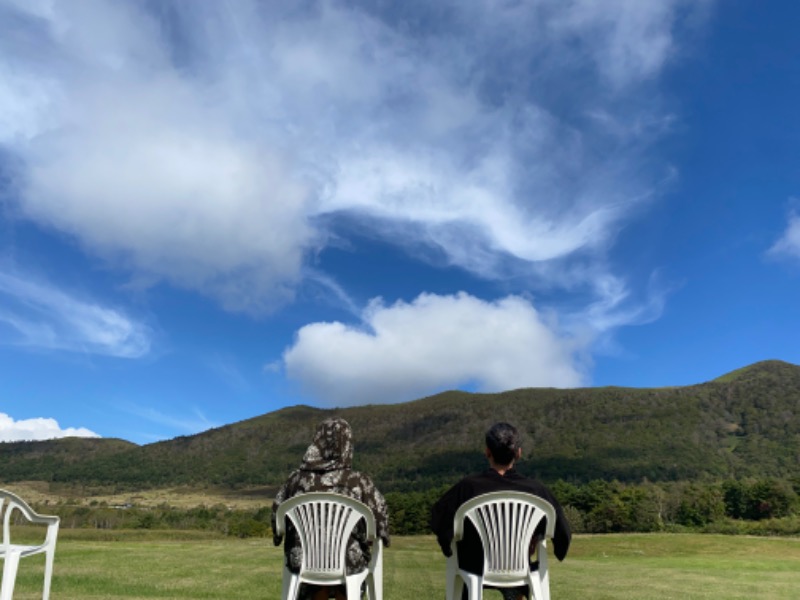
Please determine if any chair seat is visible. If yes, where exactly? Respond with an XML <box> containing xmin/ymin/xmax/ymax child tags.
<box><xmin>0</xmin><ymin>543</ymin><xmax>49</xmax><ymax>558</ymax></box>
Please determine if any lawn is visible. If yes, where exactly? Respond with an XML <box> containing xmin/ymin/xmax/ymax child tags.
<box><xmin>5</xmin><ymin>531</ymin><xmax>800</xmax><ymax>599</ymax></box>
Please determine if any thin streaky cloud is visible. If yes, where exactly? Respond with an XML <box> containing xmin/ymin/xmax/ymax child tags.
<box><xmin>301</xmin><ymin>268</ymin><xmax>362</xmax><ymax>317</ymax></box>
<box><xmin>119</xmin><ymin>403</ymin><xmax>219</xmax><ymax>435</ymax></box>
<box><xmin>0</xmin><ymin>269</ymin><xmax>152</xmax><ymax>358</ymax></box>
<box><xmin>204</xmin><ymin>352</ymin><xmax>251</xmax><ymax>392</ymax></box>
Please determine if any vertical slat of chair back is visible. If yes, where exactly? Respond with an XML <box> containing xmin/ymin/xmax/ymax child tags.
<box><xmin>470</xmin><ymin>496</ymin><xmax>546</xmax><ymax>576</ymax></box>
<box><xmin>293</xmin><ymin>503</ymin><xmax>311</xmax><ymax>569</ymax></box>
<box><xmin>326</xmin><ymin>502</ymin><xmax>345</xmax><ymax>572</ymax></box>
<box><xmin>333</xmin><ymin>503</ymin><xmax>349</xmax><ymax>570</ymax></box>
<box><xmin>291</xmin><ymin>499</ymin><xmax>359</xmax><ymax>575</ymax></box>
<box><xmin>475</xmin><ymin>504</ymin><xmax>493</xmax><ymax>569</ymax></box>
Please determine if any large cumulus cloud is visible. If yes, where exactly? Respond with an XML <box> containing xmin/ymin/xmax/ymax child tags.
<box><xmin>283</xmin><ymin>292</ymin><xmax>586</xmax><ymax>406</ymax></box>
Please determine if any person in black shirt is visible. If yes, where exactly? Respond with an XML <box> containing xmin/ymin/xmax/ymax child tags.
<box><xmin>430</xmin><ymin>422</ymin><xmax>571</xmax><ymax>600</ymax></box>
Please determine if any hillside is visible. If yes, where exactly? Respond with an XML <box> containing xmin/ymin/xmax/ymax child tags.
<box><xmin>1</xmin><ymin>360</ymin><xmax>799</xmax><ymax>492</ymax></box>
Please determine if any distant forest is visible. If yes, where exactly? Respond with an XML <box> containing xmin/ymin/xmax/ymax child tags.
<box><xmin>3</xmin><ymin>360</ymin><xmax>800</xmax><ymax>535</ymax></box>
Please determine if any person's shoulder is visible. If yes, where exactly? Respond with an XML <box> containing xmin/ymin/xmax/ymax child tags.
<box><xmin>508</xmin><ymin>470</ymin><xmax>561</xmax><ymax>499</ymax></box>
<box><xmin>504</xmin><ymin>467</ymin><xmax>534</xmax><ymax>480</ymax></box>
<box><xmin>462</xmin><ymin>469</ymin><xmax>495</xmax><ymax>482</ymax></box>
<box><xmin>347</xmin><ymin>470</ymin><xmax>383</xmax><ymax>491</ymax></box>
<box><xmin>279</xmin><ymin>468</ymin><xmax>303</xmax><ymax>486</ymax></box>
<box><xmin>347</xmin><ymin>468</ymin><xmax>372</xmax><ymax>481</ymax></box>
<box><xmin>274</xmin><ymin>469</ymin><xmax>306</xmax><ymax>502</ymax></box>
<box><xmin>441</xmin><ymin>470</ymin><xmax>494</xmax><ymax>497</ymax></box>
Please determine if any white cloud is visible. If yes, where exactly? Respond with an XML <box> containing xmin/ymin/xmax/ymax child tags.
<box><xmin>0</xmin><ymin>0</ymin><xmax>707</xmax><ymax>313</ymax></box>
<box><xmin>769</xmin><ymin>210</ymin><xmax>800</xmax><ymax>261</ymax></box>
<box><xmin>0</xmin><ymin>412</ymin><xmax>99</xmax><ymax>442</ymax></box>
<box><xmin>0</xmin><ymin>270</ymin><xmax>151</xmax><ymax>357</ymax></box>
<box><xmin>546</xmin><ymin>0</ymin><xmax>691</xmax><ymax>89</ymax></box>
<box><xmin>282</xmin><ymin>292</ymin><xmax>586</xmax><ymax>406</ymax></box>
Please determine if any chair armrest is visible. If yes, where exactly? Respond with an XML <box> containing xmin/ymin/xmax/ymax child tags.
<box><xmin>1</xmin><ymin>490</ymin><xmax>60</xmax><ymax>550</ymax></box>
<box><xmin>24</xmin><ymin>513</ymin><xmax>60</xmax><ymax>527</ymax></box>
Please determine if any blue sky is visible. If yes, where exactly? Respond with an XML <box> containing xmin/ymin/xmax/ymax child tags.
<box><xmin>1</xmin><ymin>1</ymin><xmax>799</xmax><ymax>444</ymax></box>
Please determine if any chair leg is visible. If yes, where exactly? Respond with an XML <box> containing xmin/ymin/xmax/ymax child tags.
<box><xmin>528</xmin><ymin>573</ymin><xmax>544</xmax><ymax>600</ymax></box>
<box><xmin>464</xmin><ymin>574</ymin><xmax>482</xmax><ymax>600</ymax></box>
<box><xmin>445</xmin><ymin>556</ymin><xmax>460</xmax><ymax>600</ymax></box>
<box><xmin>366</xmin><ymin>571</ymin><xmax>382</xmax><ymax>599</ymax></box>
<box><xmin>43</xmin><ymin>546</ymin><xmax>56</xmax><ymax>600</ymax></box>
<box><xmin>1</xmin><ymin>549</ymin><xmax>22</xmax><ymax>600</ymax></box>
<box><xmin>537</xmin><ymin>546</ymin><xmax>550</xmax><ymax>600</ymax></box>
<box><xmin>281</xmin><ymin>567</ymin><xmax>300</xmax><ymax>600</ymax></box>
<box><xmin>366</xmin><ymin>542</ymin><xmax>383</xmax><ymax>600</ymax></box>
<box><xmin>345</xmin><ymin>575</ymin><xmax>365</xmax><ymax>600</ymax></box>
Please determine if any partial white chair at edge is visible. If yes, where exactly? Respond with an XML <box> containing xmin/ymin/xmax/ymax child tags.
<box><xmin>446</xmin><ymin>491</ymin><xmax>556</xmax><ymax>600</ymax></box>
<box><xmin>275</xmin><ymin>492</ymin><xmax>383</xmax><ymax>600</ymax></box>
<box><xmin>0</xmin><ymin>489</ymin><xmax>60</xmax><ymax>600</ymax></box>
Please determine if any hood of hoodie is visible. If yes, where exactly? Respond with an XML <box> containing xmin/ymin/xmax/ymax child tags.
<box><xmin>300</xmin><ymin>417</ymin><xmax>353</xmax><ymax>472</ymax></box>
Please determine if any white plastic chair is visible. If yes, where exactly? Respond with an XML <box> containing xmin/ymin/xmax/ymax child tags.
<box><xmin>0</xmin><ymin>489</ymin><xmax>60</xmax><ymax>600</ymax></box>
<box><xmin>446</xmin><ymin>491</ymin><xmax>556</xmax><ymax>600</ymax></box>
<box><xmin>275</xmin><ymin>492</ymin><xmax>383</xmax><ymax>600</ymax></box>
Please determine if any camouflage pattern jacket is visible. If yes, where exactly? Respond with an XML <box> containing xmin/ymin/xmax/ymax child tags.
<box><xmin>271</xmin><ymin>418</ymin><xmax>390</xmax><ymax>575</ymax></box>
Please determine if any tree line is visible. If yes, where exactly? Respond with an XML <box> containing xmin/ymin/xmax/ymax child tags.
<box><xmin>386</xmin><ymin>477</ymin><xmax>800</xmax><ymax>537</ymax></box>
<box><xmin>19</xmin><ymin>476</ymin><xmax>800</xmax><ymax>539</ymax></box>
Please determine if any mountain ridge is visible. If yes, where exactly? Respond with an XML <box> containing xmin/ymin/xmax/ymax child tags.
<box><xmin>2</xmin><ymin>360</ymin><xmax>798</xmax><ymax>491</ymax></box>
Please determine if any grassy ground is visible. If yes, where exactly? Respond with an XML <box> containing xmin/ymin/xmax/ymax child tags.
<box><xmin>559</xmin><ymin>534</ymin><xmax>800</xmax><ymax>599</ymax></box>
<box><xmin>5</xmin><ymin>531</ymin><xmax>800</xmax><ymax>599</ymax></box>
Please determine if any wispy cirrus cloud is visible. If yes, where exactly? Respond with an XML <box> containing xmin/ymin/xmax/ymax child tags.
<box><xmin>0</xmin><ymin>411</ymin><xmax>99</xmax><ymax>442</ymax></box>
<box><xmin>768</xmin><ymin>209</ymin><xmax>800</xmax><ymax>261</ymax></box>
<box><xmin>1</xmin><ymin>0</ymin><xmax>706</xmax><ymax>312</ymax></box>
<box><xmin>119</xmin><ymin>402</ymin><xmax>218</xmax><ymax>435</ymax></box>
<box><xmin>0</xmin><ymin>270</ymin><xmax>152</xmax><ymax>357</ymax></box>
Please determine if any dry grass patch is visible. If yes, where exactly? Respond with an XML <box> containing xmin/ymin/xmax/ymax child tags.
<box><xmin>3</xmin><ymin>483</ymin><xmax>276</xmax><ymax>510</ymax></box>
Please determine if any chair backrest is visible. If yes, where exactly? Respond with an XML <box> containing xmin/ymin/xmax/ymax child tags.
<box><xmin>275</xmin><ymin>492</ymin><xmax>376</xmax><ymax>578</ymax></box>
<box><xmin>453</xmin><ymin>491</ymin><xmax>555</xmax><ymax>581</ymax></box>
<box><xmin>1</xmin><ymin>490</ymin><xmax>43</xmax><ymax>547</ymax></box>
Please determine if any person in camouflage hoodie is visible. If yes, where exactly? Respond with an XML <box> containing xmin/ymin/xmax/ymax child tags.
<box><xmin>272</xmin><ymin>417</ymin><xmax>390</xmax><ymax>600</ymax></box>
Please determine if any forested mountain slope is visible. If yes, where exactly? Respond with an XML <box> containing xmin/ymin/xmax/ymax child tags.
<box><xmin>1</xmin><ymin>360</ymin><xmax>798</xmax><ymax>492</ymax></box>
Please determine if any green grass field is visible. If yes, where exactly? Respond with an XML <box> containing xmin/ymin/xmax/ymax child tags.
<box><xmin>5</xmin><ymin>532</ymin><xmax>800</xmax><ymax>599</ymax></box>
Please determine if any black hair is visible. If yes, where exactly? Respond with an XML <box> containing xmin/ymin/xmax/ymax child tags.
<box><xmin>485</xmin><ymin>422</ymin><xmax>520</xmax><ymax>466</ymax></box>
